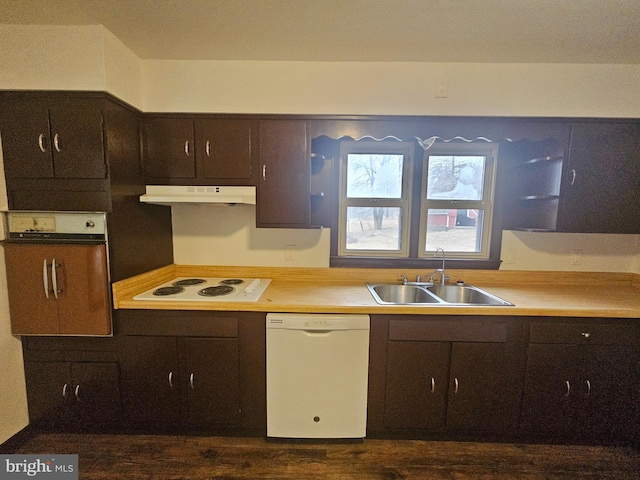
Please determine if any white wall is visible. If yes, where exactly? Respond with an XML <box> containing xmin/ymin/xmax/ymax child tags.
<box><xmin>142</xmin><ymin>61</ymin><xmax>640</xmax><ymax>117</ymax></box>
<box><xmin>0</xmin><ymin>139</ymin><xmax>29</xmax><ymax>444</ymax></box>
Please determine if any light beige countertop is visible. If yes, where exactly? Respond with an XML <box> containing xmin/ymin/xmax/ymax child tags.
<box><xmin>112</xmin><ymin>265</ymin><xmax>640</xmax><ymax>318</ymax></box>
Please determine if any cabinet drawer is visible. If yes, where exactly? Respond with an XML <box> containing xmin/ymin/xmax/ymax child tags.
<box><xmin>530</xmin><ymin>322</ymin><xmax>640</xmax><ymax>345</ymax></box>
<box><xmin>117</xmin><ymin>311</ymin><xmax>238</xmax><ymax>337</ymax></box>
<box><xmin>389</xmin><ymin>319</ymin><xmax>507</xmax><ymax>343</ymax></box>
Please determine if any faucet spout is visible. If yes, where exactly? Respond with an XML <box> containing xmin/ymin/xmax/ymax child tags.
<box><xmin>434</xmin><ymin>247</ymin><xmax>447</xmax><ymax>285</ymax></box>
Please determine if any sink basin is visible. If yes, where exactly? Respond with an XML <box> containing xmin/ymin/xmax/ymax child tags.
<box><xmin>367</xmin><ymin>284</ymin><xmax>442</xmax><ymax>304</ymax></box>
<box><xmin>366</xmin><ymin>282</ymin><xmax>513</xmax><ymax>306</ymax></box>
<box><xmin>427</xmin><ymin>284</ymin><xmax>513</xmax><ymax>306</ymax></box>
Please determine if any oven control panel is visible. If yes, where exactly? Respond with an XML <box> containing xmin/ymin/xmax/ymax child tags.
<box><xmin>6</xmin><ymin>212</ymin><xmax>106</xmax><ymax>242</ymax></box>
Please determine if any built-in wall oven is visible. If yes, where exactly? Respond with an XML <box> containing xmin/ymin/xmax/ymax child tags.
<box><xmin>3</xmin><ymin>211</ymin><xmax>112</xmax><ymax>336</ymax></box>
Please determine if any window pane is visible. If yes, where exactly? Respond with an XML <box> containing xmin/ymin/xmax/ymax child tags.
<box><xmin>346</xmin><ymin>207</ymin><xmax>402</xmax><ymax>250</ymax></box>
<box><xmin>347</xmin><ymin>153</ymin><xmax>404</xmax><ymax>198</ymax></box>
<box><xmin>426</xmin><ymin>155</ymin><xmax>485</xmax><ymax>200</ymax></box>
<box><xmin>424</xmin><ymin>209</ymin><xmax>484</xmax><ymax>253</ymax></box>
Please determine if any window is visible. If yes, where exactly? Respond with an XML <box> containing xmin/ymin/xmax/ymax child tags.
<box><xmin>336</xmin><ymin>140</ymin><xmax>500</xmax><ymax>267</ymax></box>
<box><xmin>419</xmin><ymin>143</ymin><xmax>498</xmax><ymax>259</ymax></box>
<box><xmin>338</xmin><ymin>142</ymin><xmax>413</xmax><ymax>257</ymax></box>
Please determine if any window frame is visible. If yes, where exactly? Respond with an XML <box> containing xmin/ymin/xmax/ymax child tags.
<box><xmin>330</xmin><ymin>139</ymin><xmax>504</xmax><ymax>270</ymax></box>
<box><xmin>337</xmin><ymin>141</ymin><xmax>414</xmax><ymax>257</ymax></box>
<box><xmin>418</xmin><ymin>143</ymin><xmax>499</xmax><ymax>260</ymax></box>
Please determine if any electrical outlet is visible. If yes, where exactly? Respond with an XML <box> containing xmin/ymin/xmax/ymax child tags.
<box><xmin>435</xmin><ymin>80</ymin><xmax>448</xmax><ymax>98</ymax></box>
<box><xmin>285</xmin><ymin>245</ymin><xmax>296</xmax><ymax>261</ymax></box>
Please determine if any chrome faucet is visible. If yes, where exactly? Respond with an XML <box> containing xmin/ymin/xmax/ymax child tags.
<box><xmin>430</xmin><ymin>247</ymin><xmax>449</xmax><ymax>285</ymax></box>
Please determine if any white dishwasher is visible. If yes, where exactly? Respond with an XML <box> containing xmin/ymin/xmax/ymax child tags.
<box><xmin>266</xmin><ymin>313</ymin><xmax>370</xmax><ymax>439</ymax></box>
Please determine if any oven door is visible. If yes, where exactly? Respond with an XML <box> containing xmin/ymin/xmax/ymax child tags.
<box><xmin>4</xmin><ymin>243</ymin><xmax>111</xmax><ymax>336</ymax></box>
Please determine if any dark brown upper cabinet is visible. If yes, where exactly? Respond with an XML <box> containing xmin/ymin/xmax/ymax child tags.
<box><xmin>0</xmin><ymin>94</ymin><xmax>106</xmax><ymax>180</ymax></box>
<box><xmin>559</xmin><ymin>121</ymin><xmax>640</xmax><ymax>233</ymax></box>
<box><xmin>502</xmin><ymin>120</ymin><xmax>640</xmax><ymax>234</ymax></box>
<box><xmin>144</xmin><ymin>116</ymin><xmax>253</xmax><ymax>184</ymax></box>
<box><xmin>256</xmin><ymin>120</ymin><xmax>310</xmax><ymax>228</ymax></box>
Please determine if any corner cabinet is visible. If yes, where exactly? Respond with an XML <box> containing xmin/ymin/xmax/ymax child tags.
<box><xmin>143</xmin><ymin>116</ymin><xmax>254</xmax><ymax>184</ymax></box>
<box><xmin>520</xmin><ymin>320</ymin><xmax>640</xmax><ymax>445</ymax></box>
<box><xmin>256</xmin><ymin>120</ymin><xmax>310</xmax><ymax>228</ymax></box>
<box><xmin>503</xmin><ymin>120</ymin><xmax>640</xmax><ymax>234</ymax></box>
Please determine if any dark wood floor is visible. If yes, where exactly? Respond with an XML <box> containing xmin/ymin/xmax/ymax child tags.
<box><xmin>11</xmin><ymin>433</ymin><xmax>640</xmax><ymax>479</ymax></box>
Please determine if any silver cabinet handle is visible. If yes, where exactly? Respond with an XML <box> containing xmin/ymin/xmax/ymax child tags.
<box><xmin>38</xmin><ymin>133</ymin><xmax>46</xmax><ymax>153</ymax></box>
<box><xmin>430</xmin><ymin>377</ymin><xmax>435</xmax><ymax>393</ymax></box>
<box><xmin>565</xmin><ymin>380</ymin><xmax>571</xmax><ymax>397</ymax></box>
<box><xmin>453</xmin><ymin>377</ymin><xmax>459</xmax><ymax>394</ymax></box>
<box><xmin>51</xmin><ymin>259</ymin><xmax>59</xmax><ymax>299</ymax></box>
<box><xmin>62</xmin><ymin>383</ymin><xmax>69</xmax><ymax>398</ymax></box>
<box><xmin>581</xmin><ymin>332</ymin><xmax>590</xmax><ymax>338</ymax></box>
<box><xmin>168</xmin><ymin>372</ymin><xmax>174</xmax><ymax>389</ymax></box>
<box><xmin>570</xmin><ymin>169</ymin><xmax>576</xmax><ymax>185</ymax></box>
<box><xmin>74</xmin><ymin>385</ymin><xmax>80</xmax><ymax>400</ymax></box>
<box><xmin>262</xmin><ymin>164</ymin><xmax>266</xmax><ymax>180</ymax></box>
<box><xmin>205</xmin><ymin>140</ymin><xmax>211</xmax><ymax>157</ymax></box>
<box><xmin>184</xmin><ymin>140</ymin><xmax>190</xmax><ymax>156</ymax></box>
<box><xmin>53</xmin><ymin>133</ymin><xmax>61</xmax><ymax>152</ymax></box>
<box><xmin>585</xmin><ymin>380</ymin><xmax>591</xmax><ymax>396</ymax></box>
<box><xmin>189</xmin><ymin>373</ymin><xmax>195</xmax><ymax>389</ymax></box>
<box><xmin>42</xmin><ymin>259</ymin><xmax>49</xmax><ymax>299</ymax></box>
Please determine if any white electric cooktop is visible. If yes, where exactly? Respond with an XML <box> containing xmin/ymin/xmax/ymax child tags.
<box><xmin>133</xmin><ymin>277</ymin><xmax>271</xmax><ymax>302</ymax></box>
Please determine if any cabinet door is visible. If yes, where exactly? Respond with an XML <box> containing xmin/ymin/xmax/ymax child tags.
<box><xmin>257</xmin><ymin>120</ymin><xmax>309</xmax><ymax>227</ymax></box>
<box><xmin>520</xmin><ymin>344</ymin><xmax>582</xmax><ymax>437</ymax></box>
<box><xmin>560</xmin><ymin>122</ymin><xmax>640</xmax><ymax>233</ymax></box>
<box><xmin>447</xmin><ymin>343</ymin><xmax>517</xmax><ymax>433</ymax></box>
<box><xmin>145</xmin><ymin>117</ymin><xmax>196</xmax><ymax>179</ymax></box>
<box><xmin>119</xmin><ymin>336</ymin><xmax>181</xmax><ymax>426</ymax></box>
<box><xmin>23</xmin><ymin>361</ymin><xmax>72</xmax><ymax>426</ymax></box>
<box><xmin>71</xmin><ymin>362</ymin><xmax>121</xmax><ymax>428</ymax></box>
<box><xmin>200</xmin><ymin>119</ymin><xmax>253</xmax><ymax>179</ymax></box>
<box><xmin>0</xmin><ymin>96</ymin><xmax>54</xmax><ymax>178</ymax></box>
<box><xmin>4</xmin><ymin>244</ymin><xmax>59</xmax><ymax>335</ymax></box>
<box><xmin>54</xmin><ymin>244</ymin><xmax>111</xmax><ymax>336</ymax></box>
<box><xmin>577</xmin><ymin>345</ymin><xmax>640</xmax><ymax>443</ymax></box>
<box><xmin>48</xmin><ymin>99</ymin><xmax>106</xmax><ymax>179</ymax></box>
<box><xmin>384</xmin><ymin>341</ymin><xmax>450</xmax><ymax>430</ymax></box>
<box><xmin>183</xmin><ymin>337</ymin><xmax>240</xmax><ymax>426</ymax></box>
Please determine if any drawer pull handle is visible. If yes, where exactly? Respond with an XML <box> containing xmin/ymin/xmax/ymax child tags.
<box><xmin>453</xmin><ymin>377</ymin><xmax>459</xmax><ymax>394</ymax></box>
<box><xmin>189</xmin><ymin>373</ymin><xmax>195</xmax><ymax>389</ymax></box>
<box><xmin>581</xmin><ymin>332</ymin><xmax>590</xmax><ymax>338</ymax></box>
<box><xmin>585</xmin><ymin>379</ymin><xmax>591</xmax><ymax>396</ymax></box>
<box><xmin>62</xmin><ymin>383</ymin><xmax>69</xmax><ymax>398</ymax></box>
<box><xmin>74</xmin><ymin>385</ymin><xmax>80</xmax><ymax>401</ymax></box>
<box><xmin>185</xmin><ymin>140</ymin><xmax>190</xmax><ymax>156</ymax></box>
<box><xmin>564</xmin><ymin>380</ymin><xmax>571</xmax><ymax>397</ymax></box>
<box><xmin>205</xmin><ymin>140</ymin><xmax>211</xmax><ymax>156</ymax></box>
<box><xmin>430</xmin><ymin>377</ymin><xmax>435</xmax><ymax>393</ymax></box>
<box><xmin>168</xmin><ymin>371</ymin><xmax>174</xmax><ymax>389</ymax></box>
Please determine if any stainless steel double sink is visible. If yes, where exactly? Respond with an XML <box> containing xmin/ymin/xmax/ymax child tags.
<box><xmin>366</xmin><ymin>282</ymin><xmax>513</xmax><ymax>306</ymax></box>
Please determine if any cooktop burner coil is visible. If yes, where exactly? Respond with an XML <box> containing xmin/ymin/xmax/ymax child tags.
<box><xmin>220</xmin><ymin>278</ymin><xmax>245</xmax><ymax>285</ymax></box>
<box><xmin>198</xmin><ymin>285</ymin><xmax>235</xmax><ymax>297</ymax></box>
<box><xmin>172</xmin><ymin>278</ymin><xmax>206</xmax><ymax>286</ymax></box>
<box><xmin>153</xmin><ymin>286</ymin><xmax>185</xmax><ymax>296</ymax></box>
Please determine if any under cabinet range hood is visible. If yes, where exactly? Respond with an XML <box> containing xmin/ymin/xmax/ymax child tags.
<box><xmin>140</xmin><ymin>185</ymin><xmax>256</xmax><ymax>206</ymax></box>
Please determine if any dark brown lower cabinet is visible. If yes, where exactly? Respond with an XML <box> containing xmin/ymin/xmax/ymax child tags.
<box><xmin>521</xmin><ymin>340</ymin><xmax>640</xmax><ymax>444</ymax></box>
<box><xmin>119</xmin><ymin>336</ymin><xmax>240</xmax><ymax>429</ymax></box>
<box><xmin>380</xmin><ymin>316</ymin><xmax>524</xmax><ymax>436</ymax></box>
<box><xmin>23</xmin><ymin>361</ymin><xmax>120</xmax><ymax>430</ymax></box>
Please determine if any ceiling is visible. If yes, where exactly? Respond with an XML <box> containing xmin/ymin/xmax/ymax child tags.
<box><xmin>1</xmin><ymin>0</ymin><xmax>640</xmax><ymax>64</ymax></box>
